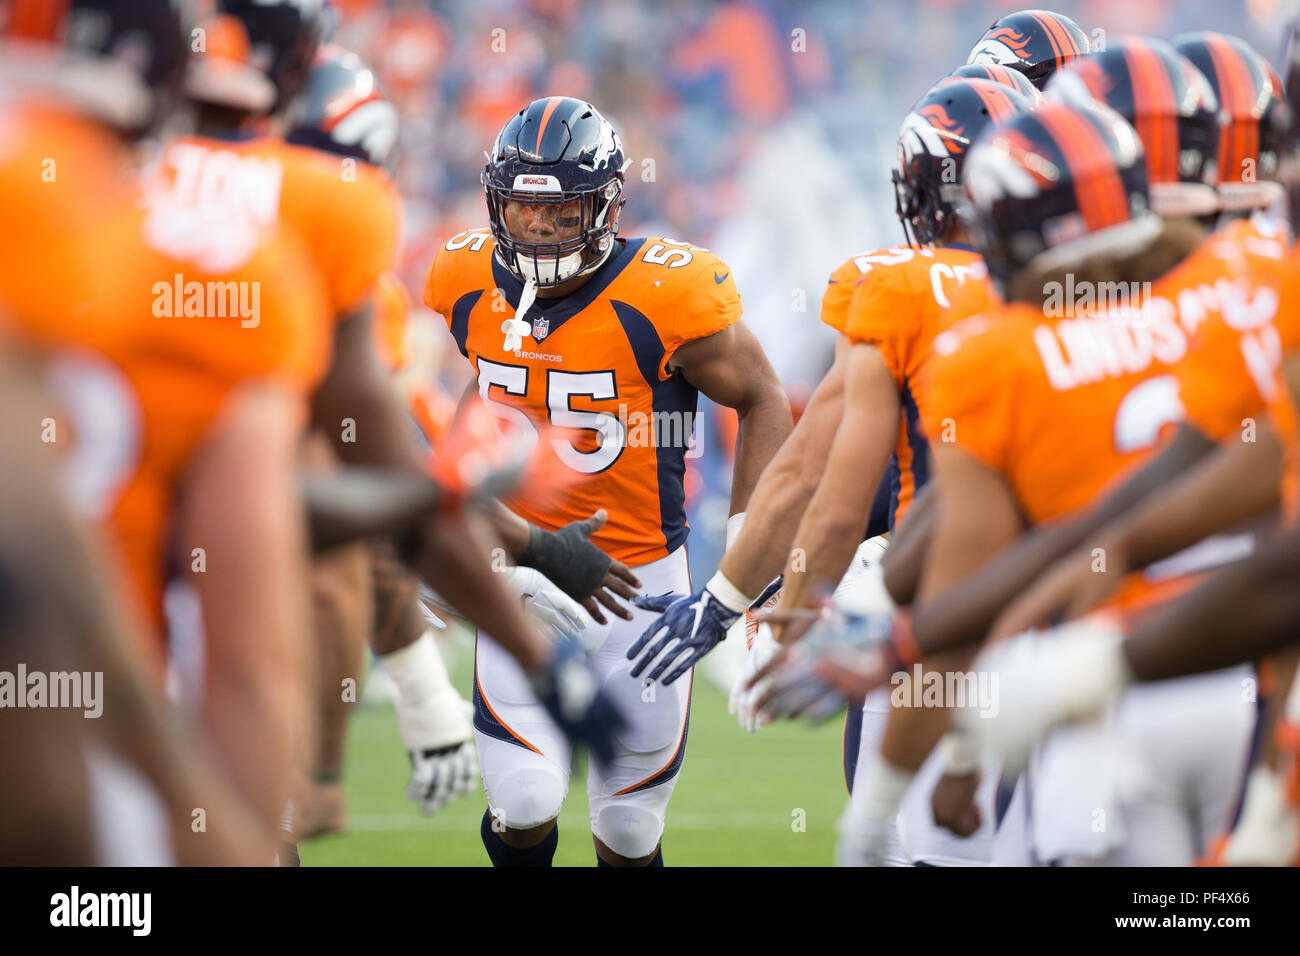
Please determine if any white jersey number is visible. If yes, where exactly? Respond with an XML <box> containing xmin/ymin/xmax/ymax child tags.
<box><xmin>476</xmin><ymin>359</ymin><xmax>625</xmax><ymax>474</ymax></box>
<box><xmin>45</xmin><ymin>353</ymin><xmax>143</xmax><ymax>519</ymax></box>
<box><xmin>1113</xmin><ymin>374</ymin><xmax>1185</xmax><ymax>454</ymax></box>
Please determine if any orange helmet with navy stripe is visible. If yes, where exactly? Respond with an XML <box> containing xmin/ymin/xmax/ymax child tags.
<box><xmin>948</xmin><ymin>62</ymin><xmax>1045</xmax><ymax>107</ymax></box>
<box><xmin>961</xmin><ymin>101</ymin><xmax>1155</xmax><ymax>295</ymax></box>
<box><xmin>1173</xmin><ymin>32</ymin><xmax>1288</xmax><ymax>210</ymax></box>
<box><xmin>967</xmin><ymin>9</ymin><xmax>1091</xmax><ymax>91</ymax></box>
<box><xmin>894</xmin><ymin>78</ymin><xmax>1033</xmax><ymax>245</ymax></box>
<box><xmin>1046</xmin><ymin>37</ymin><xmax>1221</xmax><ymax>216</ymax></box>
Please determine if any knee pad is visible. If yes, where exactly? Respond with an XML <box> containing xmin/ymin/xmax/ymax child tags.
<box><xmin>484</xmin><ymin>764</ymin><xmax>567</xmax><ymax>831</ymax></box>
<box><xmin>593</xmin><ymin>800</ymin><xmax>664</xmax><ymax>860</ymax></box>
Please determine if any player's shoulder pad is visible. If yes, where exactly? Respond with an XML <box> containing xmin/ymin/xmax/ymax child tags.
<box><xmin>424</xmin><ymin>227</ymin><xmax>497</xmax><ymax>318</ymax></box>
<box><xmin>620</xmin><ymin>236</ymin><xmax>742</xmax><ymax>344</ymax></box>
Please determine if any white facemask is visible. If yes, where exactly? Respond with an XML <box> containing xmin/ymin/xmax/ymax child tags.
<box><xmin>513</xmin><ymin>248</ymin><xmax>586</xmax><ymax>285</ymax></box>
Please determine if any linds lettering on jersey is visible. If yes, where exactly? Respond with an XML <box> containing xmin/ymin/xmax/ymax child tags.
<box><xmin>152</xmin><ymin>274</ymin><xmax>261</xmax><ymax>328</ymax></box>
<box><xmin>50</xmin><ymin>886</ymin><xmax>151</xmax><ymax>936</ymax></box>
<box><xmin>1032</xmin><ymin>286</ymin><xmax>1224</xmax><ymax>391</ymax></box>
<box><xmin>512</xmin><ymin>174</ymin><xmax>562</xmax><ymax>193</ymax></box>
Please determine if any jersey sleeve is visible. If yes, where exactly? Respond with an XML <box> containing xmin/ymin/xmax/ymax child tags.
<box><xmin>423</xmin><ymin>229</ymin><xmax>495</xmax><ymax>359</ymax></box>
<box><xmin>1176</xmin><ymin>316</ymin><xmax>1266</xmax><ymax>441</ymax></box>
<box><xmin>644</xmin><ymin>241</ymin><xmax>743</xmax><ymax>375</ymax></box>
<box><xmin>843</xmin><ymin>260</ymin><xmax>913</xmax><ymax>389</ymax></box>
<box><xmin>921</xmin><ymin>315</ymin><xmax>1019</xmax><ymax>475</ymax></box>
<box><xmin>819</xmin><ymin>256</ymin><xmax>863</xmax><ymax>333</ymax></box>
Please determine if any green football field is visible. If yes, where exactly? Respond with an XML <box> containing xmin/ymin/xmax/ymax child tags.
<box><xmin>300</xmin><ymin>633</ymin><xmax>850</xmax><ymax>867</ymax></box>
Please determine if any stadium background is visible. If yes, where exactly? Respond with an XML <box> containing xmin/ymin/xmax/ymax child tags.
<box><xmin>304</xmin><ymin>0</ymin><xmax>1294</xmax><ymax>866</ymax></box>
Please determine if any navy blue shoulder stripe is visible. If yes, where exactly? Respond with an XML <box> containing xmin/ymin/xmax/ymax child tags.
<box><xmin>610</xmin><ymin>299</ymin><xmax>696</xmax><ymax>555</ymax></box>
<box><xmin>449</xmin><ymin>289</ymin><xmax>484</xmax><ymax>357</ymax></box>
<box><xmin>609</xmin><ymin>299</ymin><xmax>665</xmax><ymax>385</ymax></box>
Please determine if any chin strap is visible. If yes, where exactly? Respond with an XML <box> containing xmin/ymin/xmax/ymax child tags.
<box><xmin>502</xmin><ymin>277</ymin><xmax>536</xmax><ymax>352</ymax></box>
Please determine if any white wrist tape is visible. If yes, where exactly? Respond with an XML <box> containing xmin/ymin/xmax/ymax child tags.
<box><xmin>706</xmin><ymin>569</ymin><xmax>755</xmax><ymax>615</ymax></box>
<box><xmin>938</xmin><ymin>731</ymin><xmax>981</xmax><ymax>776</ymax></box>
<box><xmin>381</xmin><ymin>630</ymin><xmax>471</xmax><ymax>751</ymax></box>
<box><xmin>857</xmin><ymin>754</ymin><xmax>914</xmax><ymax>824</ymax></box>
<box><xmin>725</xmin><ymin>511</ymin><xmax>747</xmax><ymax>550</ymax></box>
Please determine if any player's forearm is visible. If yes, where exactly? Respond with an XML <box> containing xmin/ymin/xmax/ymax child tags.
<box><xmin>1115</xmin><ymin>425</ymin><xmax>1282</xmax><ymax>572</ymax></box>
<box><xmin>409</xmin><ymin>509</ymin><xmax>550</xmax><ymax>672</ymax></box>
<box><xmin>488</xmin><ymin>499</ymin><xmax>533</xmax><ymax>557</ymax></box>
<box><xmin>879</xmin><ymin>647</ymin><xmax>975</xmax><ymax>771</ymax></box>
<box><xmin>301</xmin><ymin>466</ymin><xmax>440</xmax><ymax>553</ymax></box>
<box><xmin>1122</xmin><ymin>522</ymin><xmax>1300</xmax><ymax>682</ymax></box>
<box><xmin>719</xmin><ymin>379</ymin><xmax>846</xmax><ymax>595</ymax></box>
<box><xmin>314</xmin><ymin>306</ymin><xmax>426</xmax><ymax>473</ymax></box>
<box><xmin>881</xmin><ymin>484</ymin><xmax>936</xmax><ymax>606</ymax></box>
<box><xmin>777</xmin><ymin>483</ymin><xmax>879</xmax><ymax>633</ymax></box>
<box><xmin>912</xmin><ymin>427</ymin><xmax>1217</xmax><ymax>655</ymax></box>
<box><xmin>729</xmin><ymin>382</ymin><xmax>793</xmax><ymax>515</ymax></box>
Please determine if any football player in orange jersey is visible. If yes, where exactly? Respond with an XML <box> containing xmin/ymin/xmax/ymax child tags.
<box><xmin>276</xmin><ymin>44</ymin><xmax>480</xmax><ymax>836</ymax></box>
<box><xmin>0</xmin><ymin>0</ymin><xmax>328</xmax><ymax>864</ymax></box>
<box><xmin>631</xmin><ymin>78</ymin><xmax>1029</xmax><ymax>866</ymax></box>
<box><xmin>765</xmin><ymin>35</ymin><xmax>1299</xmax><ymax>866</ymax></box>
<box><xmin>822</xmin><ymin>101</ymin><xmax>1281</xmax><ymax>865</ymax></box>
<box><xmin>424</xmin><ymin>96</ymin><xmax>792</xmax><ymax>866</ymax></box>
<box><xmin>167</xmin><ymin>1</ymin><xmax>632</xmax><ymax>838</ymax></box>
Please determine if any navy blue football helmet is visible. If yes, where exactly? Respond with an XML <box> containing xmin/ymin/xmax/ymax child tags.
<box><xmin>285</xmin><ymin>45</ymin><xmax>398</xmax><ymax>169</ymax></box>
<box><xmin>961</xmin><ymin>101</ymin><xmax>1154</xmax><ymax>296</ymax></box>
<box><xmin>0</xmin><ymin>0</ymin><xmax>188</xmax><ymax>136</ymax></box>
<box><xmin>894</xmin><ymin>78</ymin><xmax>1033</xmax><ymax>246</ymax></box>
<box><xmin>483</xmin><ymin>96</ymin><xmax>628</xmax><ymax>287</ymax></box>
<box><xmin>218</xmin><ymin>0</ymin><xmax>333</xmax><ymax>113</ymax></box>
<box><xmin>1045</xmin><ymin>38</ymin><xmax>1221</xmax><ymax>217</ymax></box>
<box><xmin>967</xmin><ymin>9</ymin><xmax>1091</xmax><ymax>90</ymax></box>
<box><xmin>948</xmin><ymin>62</ymin><xmax>1044</xmax><ymax>107</ymax></box>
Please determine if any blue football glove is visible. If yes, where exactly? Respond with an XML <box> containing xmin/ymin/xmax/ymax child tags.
<box><xmin>528</xmin><ymin>631</ymin><xmax>626</xmax><ymax>767</ymax></box>
<box><xmin>626</xmin><ymin>571</ymin><xmax>762</xmax><ymax>685</ymax></box>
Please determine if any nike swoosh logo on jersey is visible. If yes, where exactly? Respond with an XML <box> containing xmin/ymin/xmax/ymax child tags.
<box><xmin>714</xmin><ymin>271</ymin><xmax>729</xmax><ymax>284</ymax></box>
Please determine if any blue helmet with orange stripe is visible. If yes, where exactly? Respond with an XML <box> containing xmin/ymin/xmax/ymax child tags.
<box><xmin>1172</xmin><ymin>32</ymin><xmax>1288</xmax><ymax>212</ymax></box>
<box><xmin>967</xmin><ymin>9</ymin><xmax>1091</xmax><ymax>91</ymax></box>
<box><xmin>483</xmin><ymin>96</ymin><xmax>628</xmax><ymax>287</ymax></box>
<box><xmin>894</xmin><ymin>78</ymin><xmax>1034</xmax><ymax>246</ymax></box>
<box><xmin>948</xmin><ymin>63</ymin><xmax>1044</xmax><ymax>107</ymax></box>
<box><xmin>961</xmin><ymin>101</ymin><xmax>1156</xmax><ymax>295</ymax></box>
<box><xmin>217</xmin><ymin>0</ymin><xmax>333</xmax><ymax>114</ymax></box>
<box><xmin>285</xmin><ymin>45</ymin><xmax>398</xmax><ymax>169</ymax></box>
<box><xmin>1046</xmin><ymin>37</ymin><xmax>1221</xmax><ymax>217</ymax></box>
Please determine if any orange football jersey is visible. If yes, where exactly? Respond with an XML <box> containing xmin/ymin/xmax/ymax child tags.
<box><xmin>922</xmin><ymin>239</ymin><xmax>1260</xmax><ymax>527</ymax></box>
<box><xmin>841</xmin><ymin>244</ymin><xmax>996</xmax><ymax>528</ymax></box>
<box><xmin>1175</xmin><ymin>218</ymin><xmax>1298</xmax><ymax>442</ymax></box>
<box><xmin>149</xmin><ymin>134</ymin><xmax>401</xmax><ymax>330</ymax></box>
<box><xmin>819</xmin><ymin>254</ymin><xmax>872</xmax><ymax>333</ymax></box>
<box><xmin>424</xmin><ymin>231</ymin><xmax>742</xmax><ymax>565</ymax></box>
<box><xmin>1</xmin><ymin>105</ymin><xmax>330</xmax><ymax>672</ymax></box>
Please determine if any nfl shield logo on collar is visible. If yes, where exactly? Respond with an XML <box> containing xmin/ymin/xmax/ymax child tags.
<box><xmin>531</xmin><ymin>317</ymin><xmax>550</xmax><ymax>341</ymax></box>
